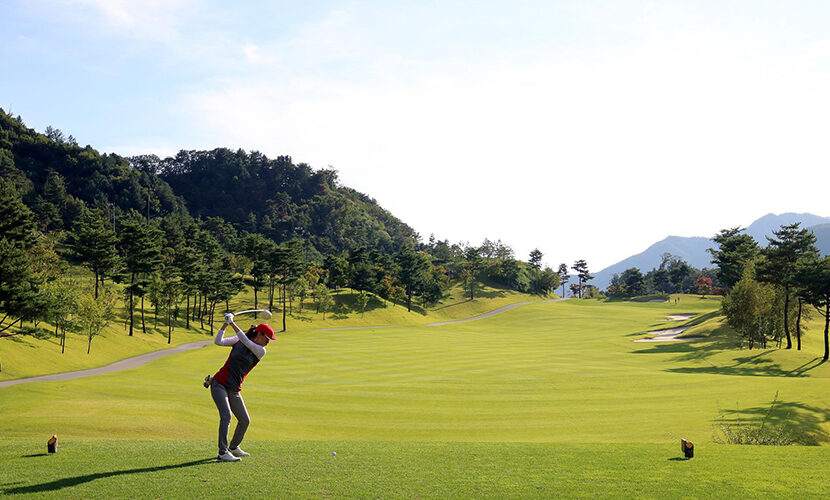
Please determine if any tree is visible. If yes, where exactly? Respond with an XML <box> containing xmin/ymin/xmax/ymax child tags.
<box><xmin>293</xmin><ymin>277</ymin><xmax>310</xmax><ymax>312</ymax></box>
<box><xmin>620</xmin><ymin>267</ymin><xmax>646</xmax><ymax>297</ymax></box>
<box><xmin>708</xmin><ymin>227</ymin><xmax>759</xmax><ymax>290</ymax></box>
<box><xmin>118</xmin><ymin>214</ymin><xmax>164</xmax><ymax>336</ymax></box>
<box><xmin>528</xmin><ymin>249</ymin><xmax>543</xmax><ymax>270</ymax></box>
<box><xmin>557</xmin><ymin>263</ymin><xmax>569</xmax><ymax>298</ymax></box>
<box><xmin>0</xmin><ymin>179</ymin><xmax>41</xmax><ymax>332</ymax></box>
<box><xmin>395</xmin><ymin>244</ymin><xmax>429</xmax><ymax>312</ymax></box>
<box><xmin>323</xmin><ymin>255</ymin><xmax>348</xmax><ymax>290</ymax></box>
<box><xmin>355</xmin><ymin>292</ymin><xmax>369</xmax><ymax>317</ymax></box>
<box><xmin>275</xmin><ymin>240</ymin><xmax>305</xmax><ymax>331</ymax></box>
<box><xmin>314</xmin><ymin>284</ymin><xmax>332</xmax><ymax>319</ymax></box>
<box><xmin>347</xmin><ymin>246</ymin><xmax>375</xmax><ymax>295</ymax></box>
<box><xmin>757</xmin><ymin>223</ymin><xmax>819</xmax><ymax>350</ymax></box>
<box><xmin>795</xmin><ymin>257</ymin><xmax>830</xmax><ymax>361</ymax></box>
<box><xmin>721</xmin><ymin>263</ymin><xmax>774</xmax><ymax>349</ymax></box>
<box><xmin>534</xmin><ymin>267</ymin><xmax>560</xmax><ymax>296</ymax></box>
<box><xmin>73</xmin><ymin>208</ymin><xmax>120</xmax><ymax>298</ymax></box>
<box><xmin>461</xmin><ymin>246</ymin><xmax>482</xmax><ymax>300</ymax></box>
<box><xmin>692</xmin><ymin>276</ymin><xmax>713</xmax><ymax>296</ymax></box>
<box><xmin>668</xmin><ymin>259</ymin><xmax>691</xmax><ymax>294</ymax></box>
<box><xmin>42</xmin><ymin>276</ymin><xmax>80</xmax><ymax>353</ymax></box>
<box><xmin>77</xmin><ymin>289</ymin><xmax>116</xmax><ymax>354</ymax></box>
<box><xmin>240</xmin><ymin>233</ymin><xmax>272</xmax><ymax>317</ymax></box>
<box><xmin>571</xmin><ymin>260</ymin><xmax>593</xmax><ymax>298</ymax></box>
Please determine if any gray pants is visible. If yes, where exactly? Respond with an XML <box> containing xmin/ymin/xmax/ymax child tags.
<box><xmin>210</xmin><ymin>380</ymin><xmax>250</xmax><ymax>455</ymax></box>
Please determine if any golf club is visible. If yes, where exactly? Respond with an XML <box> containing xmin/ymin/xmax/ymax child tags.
<box><xmin>231</xmin><ymin>309</ymin><xmax>273</xmax><ymax>319</ymax></box>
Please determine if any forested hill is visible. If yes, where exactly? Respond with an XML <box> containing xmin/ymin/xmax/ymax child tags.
<box><xmin>145</xmin><ymin>149</ymin><xmax>416</xmax><ymax>255</ymax></box>
<box><xmin>0</xmin><ymin>110</ymin><xmax>417</xmax><ymax>256</ymax></box>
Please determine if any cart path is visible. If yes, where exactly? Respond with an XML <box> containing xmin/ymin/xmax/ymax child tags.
<box><xmin>0</xmin><ymin>340</ymin><xmax>213</xmax><ymax>389</ymax></box>
<box><xmin>426</xmin><ymin>298</ymin><xmax>570</xmax><ymax>326</ymax></box>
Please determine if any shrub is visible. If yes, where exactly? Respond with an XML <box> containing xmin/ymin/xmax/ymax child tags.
<box><xmin>712</xmin><ymin>393</ymin><xmax>803</xmax><ymax>446</ymax></box>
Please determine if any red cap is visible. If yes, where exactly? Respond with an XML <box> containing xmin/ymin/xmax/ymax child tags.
<box><xmin>254</xmin><ymin>323</ymin><xmax>276</xmax><ymax>341</ymax></box>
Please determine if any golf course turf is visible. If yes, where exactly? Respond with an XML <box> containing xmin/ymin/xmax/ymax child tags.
<box><xmin>2</xmin><ymin>296</ymin><xmax>829</xmax><ymax>497</ymax></box>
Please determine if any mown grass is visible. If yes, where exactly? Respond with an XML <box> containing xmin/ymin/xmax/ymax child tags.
<box><xmin>2</xmin><ymin>439</ymin><xmax>829</xmax><ymax>499</ymax></box>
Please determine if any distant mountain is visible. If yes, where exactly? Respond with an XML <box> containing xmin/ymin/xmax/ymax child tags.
<box><xmin>744</xmin><ymin>212</ymin><xmax>830</xmax><ymax>246</ymax></box>
<box><xmin>591</xmin><ymin>236</ymin><xmax>714</xmax><ymax>289</ymax></box>
<box><xmin>591</xmin><ymin>213</ymin><xmax>830</xmax><ymax>290</ymax></box>
<box><xmin>811</xmin><ymin>223</ymin><xmax>830</xmax><ymax>256</ymax></box>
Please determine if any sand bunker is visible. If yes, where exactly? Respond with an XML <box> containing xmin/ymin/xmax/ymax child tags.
<box><xmin>635</xmin><ymin>314</ymin><xmax>698</xmax><ymax>342</ymax></box>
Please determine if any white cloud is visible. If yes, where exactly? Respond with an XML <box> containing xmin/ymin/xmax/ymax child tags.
<box><xmin>66</xmin><ymin>0</ymin><xmax>195</xmax><ymax>39</ymax></box>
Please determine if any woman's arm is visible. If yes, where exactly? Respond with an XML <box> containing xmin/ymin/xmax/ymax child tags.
<box><xmin>229</xmin><ymin>320</ymin><xmax>266</xmax><ymax>359</ymax></box>
<box><xmin>214</xmin><ymin>322</ymin><xmax>239</xmax><ymax>346</ymax></box>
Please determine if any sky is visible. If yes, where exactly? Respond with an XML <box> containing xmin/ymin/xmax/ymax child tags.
<box><xmin>3</xmin><ymin>0</ymin><xmax>830</xmax><ymax>271</ymax></box>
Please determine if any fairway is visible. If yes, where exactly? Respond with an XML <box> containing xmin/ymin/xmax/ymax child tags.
<box><xmin>2</xmin><ymin>298</ymin><xmax>830</xmax><ymax>497</ymax></box>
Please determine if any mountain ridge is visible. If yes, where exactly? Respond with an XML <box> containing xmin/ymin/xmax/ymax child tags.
<box><xmin>591</xmin><ymin>212</ymin><xmax>830</xmax><ymax>289</ymax></box>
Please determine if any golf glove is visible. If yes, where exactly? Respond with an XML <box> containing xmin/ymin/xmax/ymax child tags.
<box><xmin>224</xmin><ymin>312</ymin><xmax>234</xmax><ymax>323</ymax></box>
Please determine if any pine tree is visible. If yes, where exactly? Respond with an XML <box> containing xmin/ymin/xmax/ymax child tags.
<box><xmin>758</xmin><ymin>223</ymin><xmax>819</xmax><ymax>349</ymax></box>
<box><xmin>396</xmin><ymin>244</ymin><xmax>429</xmax><ymax>312</ymax></box>
<box><xmin>557</xmin><ymin>263</ymin><xmax>569</xmax><ymax>298</ymax></box>
<box><xmin>0</xmin><ymin>179</ymin><xmax>41</xmax><ymax>333</ymax></box>
<box><xmin>529</xmin><ymin>249</ymin><xmax>543</xmax><ymax>270</ymax></box>
<box><xmin>72</xmin><ymin>207</ymin><xmax>120</xmax><ymax>298</ymax></box>
<box><xmin>118</xmin><ymin>214</ymin><xmax>164</xmax><ymax>336</ymax></box>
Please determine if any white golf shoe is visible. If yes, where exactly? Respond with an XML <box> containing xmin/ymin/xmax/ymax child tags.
<box><xmin>217</xmin><ymin>451</ymin><xmax>241</xmax><ymax>462</ymax></box>
<box><xmin>229</xmin><ymin>447</ymin><xmax>250</xmax><ymax>457</ymax></box>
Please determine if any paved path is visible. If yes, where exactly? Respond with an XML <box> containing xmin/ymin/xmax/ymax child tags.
<box><xmin>0</xmin><ymin>340</ymin><xmax>213</xmax><ymax>389</ymax></box>
<box><xmin>426</xmin><ymin>298</ymin><xmax>569</xmax><ymax>326</ymax></box>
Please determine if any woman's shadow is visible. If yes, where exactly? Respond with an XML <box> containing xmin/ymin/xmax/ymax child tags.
<box><xmin>3</xmin><ymin>458</ymin><xmax>216</xmax><ymax>495</ymax></box>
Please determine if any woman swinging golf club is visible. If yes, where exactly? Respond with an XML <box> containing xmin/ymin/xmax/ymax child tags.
<box><xmin>207</xmin><ymin>312</ymin><xmax>276</xmax><ymax>462</ymax></box>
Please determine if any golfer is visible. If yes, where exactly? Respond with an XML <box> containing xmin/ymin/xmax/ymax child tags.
<box><xmin>208</xmin><ymin>313</ymin><xmax>276</xmax><ymax>462</ymax></box>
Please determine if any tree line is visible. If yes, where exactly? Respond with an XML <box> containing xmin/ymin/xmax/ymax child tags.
<box><xmin>606</xmin><ymin>254</ymin><xmax>718</xmax><ymax>299</ymax></box>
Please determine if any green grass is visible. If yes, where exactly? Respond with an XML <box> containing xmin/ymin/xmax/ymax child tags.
<box><xmin>3</xmin><ymin>295</ymin><xmax>830</xmax><ymax>497</ymax></box>
<box><xmin>3</xmin><ymin>439</ymin><xmax>829</xmax><ymax>499</ymax></box>
<box><xmin>3</xmin><ymin>298</ymin><xmax>828</xmax><ymax>443</ymax></box>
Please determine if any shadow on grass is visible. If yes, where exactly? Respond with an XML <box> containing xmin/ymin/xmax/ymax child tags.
<box><xmin>2</xmin><ymin>458</ymin><xmax>216</xmax><ymax>495</ymax></box>
<box><xmin>716</xmin><ymin>399</ymin><xmax>830</xmax><ymax>445</ymax></box>
<box><xmin>21</xmin><ymin>453</ymin><xmax>48</xmax><ymax>458</ymax></box>
<box><xmin>667</xmin><ymin>457</ymin><xmax>691</xmax><ymax>461</ymax></box>
<box><xmin>667</xmin><ymin>356</ymin><xmax>825</xmax><ymax>378</ymax></box>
